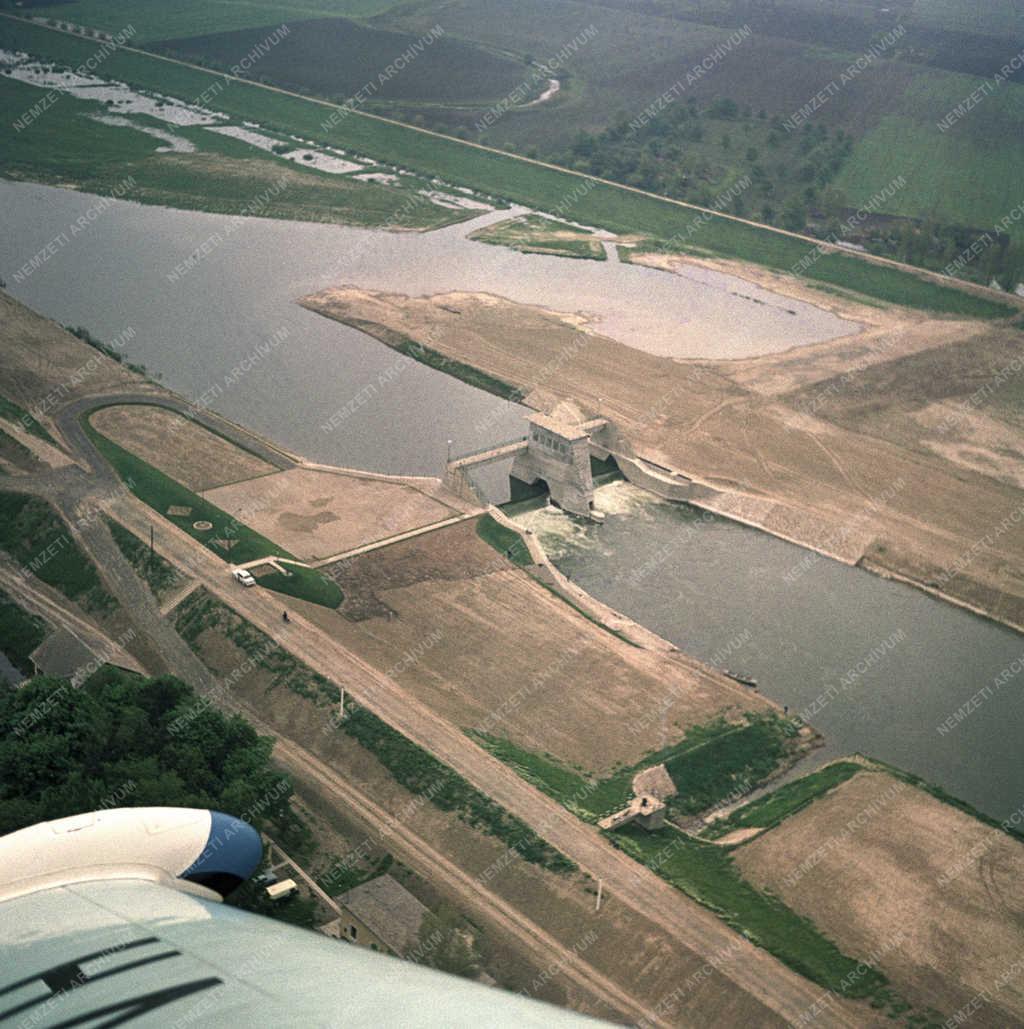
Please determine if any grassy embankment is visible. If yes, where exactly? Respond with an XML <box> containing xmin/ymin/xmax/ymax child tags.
<box><xmin>472</xmin><ymin>714</ymin><xmax>797</xmax><ymax>822</ymax></box>
<box><xmin>0</xmin><ymin>586</ymin><xmax>47</xmax><ymax>675</ymax></box>
<box><xmin>614</xmin><ymin>755</ymin><xmax>1024</xmax><ymax>1016</ymax></box>
<box><xmin>105</xmin><ymin>516</ymin><xmax>184</xmax><ymax>599</ymax></box>
<box><xmin>0</xmin><ymin>491</ymin><xmax>117</xmax><ymax>613</ymax></box>
<box><xmin>475</xmin><ymin>718</ymin><xmax>917</xmax><ymax>1011</ymax></box>
<box><xmin>868</xmin><ymin>757</ymin><xmax>1024</xmax><ymax>844</ymax></box>
<box><xmin>337</xmin><ymin>319</ymin><xmax>522</xmax><ymax>400</ymax></box>
<box><xmin>84</xmin><ymin>416</ymin><xmax>342</xmax><ymax>608</ymax></box>
<box><xmin>0</xmin><ymin>396</ymin><xmax>57</xmax><ymax>444</ymax></box>
<box><xmin>474</xmin><ymin>513</ymin><xmax>533</xmax><ymax>568</ymax></box>
<box><xmin>614</xmin><ymin>756</ymin><xmax>1022</xmax><ymax>1013</ymax></box>
<box><xmin>474</xmin><ymin>514</ymin><xmax>644</xmax><ymax>645</ymax></box>
<box><xmin>175</xmin><ymin>589</ymin><xmax>575</xmax><ymax>874</ymax></box>
<box><xmin>702</xmin><ymin>755</ymin><xmax>1024</xmax><ymax>844</ymax></box>
<box><xmin>0</xmin><ymin>18</ymin><xmax>1015</xmax><ymax>319</ymax></box>
<box><xmin>609</xmin><ymin>825</ymin><xmax>907</xmax><ymax>1010</ymax></box>
<box><xmin>700</xmin><ymin>760</ymin><xmax>862</xmax><ymax>839</ymax></box>
<box><xmin>469</xmin><ymin>215</ymin><xmax>606</xmax><ymax>260</ymax></box>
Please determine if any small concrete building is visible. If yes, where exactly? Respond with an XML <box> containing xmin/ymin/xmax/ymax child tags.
<box><xmin>327</xmin><ymin>874</ymin><xmax>429</xmax><ymax>957</ymax></box>
<box><xmin>598</xmin><ymin>763</ymin><xmax>678</xmax><ymax>832</ymax></box>
<box><xmin>511</xmin><ymin>410</ymin><xmax>601</xmax><ymax>518</ymax></box>
<box><xmin>598</xmin><ymin>794</ymin><xmax>668</xmax><ymax>832</ymax></box>
<box><xmin>265</xmin><ymin>878</ymin><xmax>298</xmax><ymax>901</ymax></box>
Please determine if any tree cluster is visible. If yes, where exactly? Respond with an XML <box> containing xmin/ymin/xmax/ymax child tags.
<box><xmin>0</xmin><ymin>669</ymin><xmax>304</xmax><ymax>845</ymax></box>
<box><xmin>561</xmin><ymin>97</ymin><xmax>852</xmax><ymax>225</ymax></box>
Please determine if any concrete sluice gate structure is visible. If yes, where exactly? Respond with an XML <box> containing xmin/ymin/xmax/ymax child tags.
<box><xmin>443</xmin><ymin>405</ymin><xmax>607</xmax><ymax>518</ymax></box>
<box><xmin>444</xmin><ymin>400</ymin><xmax>718</xmax><ymax>517</ymax></box>
<box><xmin>511</xmin><ymin>411</ymin><xmax>607</xmax><ymax>519</ymax></box>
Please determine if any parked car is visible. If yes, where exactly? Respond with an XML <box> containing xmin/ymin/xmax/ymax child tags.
<box><xmin>232</xmin><ymin>568</ymin><xmax>256</xmax><ymax>587</ymax></box>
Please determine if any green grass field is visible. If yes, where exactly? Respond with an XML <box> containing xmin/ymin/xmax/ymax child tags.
<box><xmin>343</xmin><ymin>321</ymin><xmax>522</xmax><ymax>398</ymax></box>
<box><xmin>1</xmin><ymin>17</ymin><xmax>1014</xmax><ymax>317</ymax></box>
<box><xmin>0</xmin><ymin>395</ymin><xmax>56</xmax><ymax>444</ymax></box>
<box><xmin>838</xmin><ymin>107</ymin><xmax>1024</xmax><ymax>240</ymax></box>
<box><xmin>154</xmin><ymin>17</ymin><xmax>532</xmax><ymax>107</ymax></box>
<box><xmin>470</xmin><ymin>214</ymin><xmax>606</xmax><ymax>260</ymax></box>
<box><xmin>258</xmin><ymin>564</ymin><xmax>345</xmax><ymax>608</ymax></box>
<box><xmin>472</xmin><ymin>714</ymin><xmax>797</xmax><ymax>822</ymax></box>
<box><xmin>85</xmin><ymin>415</ymin><xmax>343</xmax><ymax>608</ymax></box>
<box><xmin>383</xmin><ymin>1</ymin><xmax>1024</xmax><ymax>284</ymax></box>
<box><xmin>474</xmin><ymin>514</ymin><xmax>533</xmax><ymax>567</ymax></box>
<box><xmin>701</xmin><ymin>760</ymin><xmax>863</xmax><ymax>840</ymax></box>
<box><xmin>0</xmin><ymin>491</ymin><xmax>117</xmax><ymax>613</ymax></box>
<box><xmin>0</xmin><ymin>74</ymin><xmax>464</xmax><ymax>230</ymax></box>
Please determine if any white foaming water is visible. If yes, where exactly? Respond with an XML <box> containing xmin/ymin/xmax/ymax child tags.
<box><xmin>511</xmin><ymin>482</ymin><xmax>658</xmax><ymax>559</ymax></box>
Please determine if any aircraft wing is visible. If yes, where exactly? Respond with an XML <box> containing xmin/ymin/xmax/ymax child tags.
<box><xmin>0</xmin><ymin>809</ymin><xmax>603</xmax><ymax>1027</ymax></box>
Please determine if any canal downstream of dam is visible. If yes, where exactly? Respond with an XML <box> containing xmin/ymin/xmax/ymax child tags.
<box><xmin>2</xmin><ymin>180</ymin><xmax>1020</xmax><ymax>820</ymax></box>
<box><xmin>511</xmin><ymin>483</ymin><xmax>1023</xmax><ymax>821</ymax></box>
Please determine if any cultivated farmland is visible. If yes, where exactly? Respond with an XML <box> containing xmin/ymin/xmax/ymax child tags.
<box><xmin>153</xmin><ymin>19</ymin><xmax>535</xmax><ymax>106</ymax></box>
<box><xmin>736</xmin><ymin>769</ymin><xmax>1024</xmax><ymax>1025</ymax></box>
<box><xmin>2</xmin><ymin>17</ymin><xmax>1013</xmax><ymax>314</ymax></box>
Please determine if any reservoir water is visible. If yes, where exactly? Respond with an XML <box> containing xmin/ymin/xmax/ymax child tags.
<box><xmin>1</xmin><ymin>180</ymin><xmax>1018</xmax><ymax>819</ymax></box>
<box><xmin>0</xmin><ymin>180</ymin><xmax>855</xmax><ymax>476</ymax></box>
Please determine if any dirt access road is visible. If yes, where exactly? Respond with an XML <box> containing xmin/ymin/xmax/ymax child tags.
<box><xmin>5</xmin><ymin>443</ymin><xmax>643</xmax><ymax>1022</ymax></box>
<box><xmin>96</xmin><ymin>480</ymin><xmax>865</xmax><ymax>1028</ymax></box>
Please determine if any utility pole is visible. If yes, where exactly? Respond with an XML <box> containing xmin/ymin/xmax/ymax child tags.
<box><xmin>595</xmin><ymin>879</ymin><xmax>603</xmax><ymax>912</ymax></box>
<box><xmin>149</xmin><ymin>525</ymin><xmax>154</xmax><ymax>566</ymax></box>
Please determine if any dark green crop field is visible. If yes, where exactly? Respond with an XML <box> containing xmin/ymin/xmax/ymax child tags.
<box><xmin>154</xmin><ymin>18</ymin><xmax>534</xmax><ymax>106</ymax></box>
<box><xmin>382</xmin><ymin>0</ymin><xmax>1024</xmax><ymax>279</ymax></box>
<box><xmin>10</xmin><ymin>0</ymin><xmax>1024</xmax><ymax>285</ymax></box>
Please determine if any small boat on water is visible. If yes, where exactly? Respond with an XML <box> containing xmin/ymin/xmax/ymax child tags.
<box><xmin>722</xmin><ymin>669</ymin><xmax>759</xmax><ymax>689</ymax></box>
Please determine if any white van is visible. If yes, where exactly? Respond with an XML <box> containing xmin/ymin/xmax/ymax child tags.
<box><xmin>232</xmin><ymin>568</ymin><xmax>256</xmax><ymax>587</ymax></box>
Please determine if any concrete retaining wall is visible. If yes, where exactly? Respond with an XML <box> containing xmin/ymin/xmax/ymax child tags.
<box><xmin>614</xmin><ymin>454</ymin><xmax>715</xmax><ymax>503</ymax></box>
